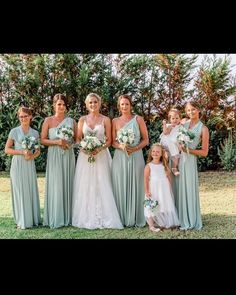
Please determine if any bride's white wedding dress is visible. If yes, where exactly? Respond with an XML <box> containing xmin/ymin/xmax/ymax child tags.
<box><xmin>72</xmin><ymin>120</ymin><xmax>123</xmax><ymax>229</ymax></box>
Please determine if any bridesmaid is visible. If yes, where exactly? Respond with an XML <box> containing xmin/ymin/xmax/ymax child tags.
<box><xmin>111</xmin><ymin>94</ymin><xmax>149</xmax><ymax>227</ymax></box>
<box><xmin>5</xmin><ymin>106</ymin><xmax>41</xmax><ymax>229</ymax></box>
<box><xmin>177</xmin><ymin>100</ymin><xmax>209</xmax><ymax>230</ymax></box>
<box><xmin>41</xmin><ymin>94</ymin><xmax>77</xmax><ymax>228</ymax></box>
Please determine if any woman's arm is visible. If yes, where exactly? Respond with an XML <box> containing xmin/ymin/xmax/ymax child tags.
<box><xmin>103</xmin><ymin>116</ymin><xmax>112</xmax><ymax>148</ymax></box>
<box><xmin>5</xmin><ymin>138</ymin><xmax>24</xmax><ymax>156</ymax></box>
<box><xmin>76</xmin><ymin>117</ymin><xmax>84</xmax><ymax>143</ymax></box>
<box><xmin>111</xmin><ymin>118</ymin><xmax>125</xmax><ymax>150</ymax></box>
<box><xmin>73</xmin><ymin>119</ymin><xmax>78</xmax><ymax>142</ymax></box>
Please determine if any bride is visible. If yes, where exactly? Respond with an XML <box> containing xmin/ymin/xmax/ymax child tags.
<box><xmin>72</xmin><ymin>93</ymin><xmax>123</xmax><ymax>229</ymax></box>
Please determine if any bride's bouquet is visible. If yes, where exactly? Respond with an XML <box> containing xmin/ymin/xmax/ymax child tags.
<box><xmin>177</xmin><ymin>126</ymin><xmax>195</xmax><ymax>154</ymax></box>
<box><xmin>22</xmin><ymin>136</ymin><xmax>40</xmax><ymax>151</ymax></box>
<box><xmin>143</xmin><ymin>196</ymin><xmax>158</xmax><ymax>218</ymax></box>
<box><xmin>116</xmin><ymin>128</ymin><xmax>135</xmax><ymax>156</ymax></box>
<box><xmin>80</xmin><ymin>132</ymin><xmax>106</xmax><ymax>163</ymax></box>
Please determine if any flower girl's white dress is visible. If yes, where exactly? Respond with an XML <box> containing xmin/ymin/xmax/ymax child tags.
<box><xmin>144</xmin><ymin>162</ymin><xmax>179</xmax><ymax>228</ymax></box>
<box><xmin>72</xmin><ymin>120</ymin><xmax>123</xmax><ymax>229</ymax></box>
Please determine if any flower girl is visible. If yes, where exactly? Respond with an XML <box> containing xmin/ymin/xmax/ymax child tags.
<box><xmin>144</xmin><ymin>143</ymin><xmax>179</xmax><ymax>232</ymax></box>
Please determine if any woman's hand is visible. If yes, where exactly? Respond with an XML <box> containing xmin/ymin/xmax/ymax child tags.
<box><xmin>126</xmin><ymin>145</ymin><xmax>138</xmax><ymax>155</ymax></box>
<box><xmin>179</xmin><ymin>144</ymin><xmax>187</xmax><ymax>153</ymax></box>
<box><xmin>119</xmin><ymin>143</ymin><xmax>126</xmax><ymax>151</ymax></box>
<box><xmin>24</xmin><ymin>150</ymin><xmax>33</xmax><ymax>160</ymax></box>
<box><xmin>145</xmin><ymin>192</ymin><xmax>151</xmax><ymax>198</ymax></box>
<box><xmin>91</xmin><ymin>147</ymin><xmax>103</xmax><ymax>156</ymax></box>
<box><xmin>58</xmin><ymin>139</ymin><xmax>70</xmax><ymax>150</ymax></box>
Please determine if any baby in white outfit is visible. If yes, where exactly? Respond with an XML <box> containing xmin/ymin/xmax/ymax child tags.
<box><xmin>160</xmin><ymin>109</ymin><xmax>187</xmax><ymax>176</ymax></box>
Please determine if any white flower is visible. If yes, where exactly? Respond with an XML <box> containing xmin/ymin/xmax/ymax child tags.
<box><xmin>116</xmin><ymin>128</ymin><xmax>135</xmax><ymax>145</ymax></box>
<box><xmin>80</xmin><ymin>132</ymin><xmax>105</xmax><ymax>163</ymax></box>
<box><xmin>56</xmin><ymin>125</ymin><xmax>74</xmax><ymax>142</ymax></box>
<box><xmin>177</xmin><ymin>126</ymin><xmax>195</xmax><ymax>153</ymax></box>
<box><xmin>21</xmin><ymin>136</ymin><xmax>40</xmax><ymax>150</ymax></box>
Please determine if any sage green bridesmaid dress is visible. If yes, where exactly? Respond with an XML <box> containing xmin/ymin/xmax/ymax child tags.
<box><xmin>43</xmin><ymin>117</ymin><xmax>75</xmax><ymax>228</ymax></box>
<box><xmin>111</xmin><ymin>116</ymin><xmax>146</xmax><ymax>227</ymax></box>
<box><xmin>9</xmin><ymin>126</ymin><xmax>41</xmax><ymax>229</ymax></box>
<box><xmin>177</xmin><ymin>120</ymin><xmax>203</xmax><ymax>230</ymax></box>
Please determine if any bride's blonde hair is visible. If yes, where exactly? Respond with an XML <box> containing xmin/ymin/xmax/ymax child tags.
<box><xmin>85</xmin><ymin>93</ymin><xmax>102</xmax><ymax>110</ymax></box>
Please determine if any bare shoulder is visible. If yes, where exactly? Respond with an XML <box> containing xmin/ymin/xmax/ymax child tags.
<box><xmin>102</xmin><ymin>115</ymin><xmax>111</xmax><ymax>123</ymax></box>
<box><xmin>136</xmin><ymin>115</ymin><xmax>144</xmax><ymax>123</ymax></box>
<box><xmin>112</xmin><ymin>117</ymin><xmax>119</xmax><ymax>124</ymax></box>
<box><xmin>202</xmin><ymin>124</ymin><xmax>209</xmax><ymax>133</ymax></box>
<box><xmin>79</xmin><ymin>116</ymin><xmax>86</xmax><ymax>122</ymax></box>
<box><xmin>43</xmin><ymin>116</ymin><xmax>53</xmax><ymax>125</ymax></box>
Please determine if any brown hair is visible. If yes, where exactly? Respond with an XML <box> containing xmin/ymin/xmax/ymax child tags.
<box><xmin>167</xmin><ymin>108</ymin><xmax>181</xmax><ymax>121</ymax></box>
<box><xmin>185</xmin><ymin>100</ymin><xmax>202</xmax><ymax>118</ymax></box>
<box><xmin>17</xmin><ymin>107</ymin><xmax>33</xmax><ymax>122</ymax></box>
<box><xmin>53</xmin><ymin>93</ymin><xmax>68</xmax><ymax>110</ymax></box>
<box><xmin>117</xmin><ymin>94</ymin><xmax>133</xmax><ymax>111</ymax></box>
<box><xmin>147</xmin><ymin>143</ymin><xmax>171</xmax><ymax>175</ymax></box>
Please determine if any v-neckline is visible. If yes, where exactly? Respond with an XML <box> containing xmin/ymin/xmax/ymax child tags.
<box><xmin>85</xmin><ymin>121</ymin><xmax>103</xmax><ymax>131</ymax></box>
<box><xmin>188</xmin><ymin>120</ymin><xmax>200</xmax><ymax>130</ymax></box>
<box><xmin>20</xmin><ymin>125</ymin><xmax>31</xmax><ymax>136</ymax></box>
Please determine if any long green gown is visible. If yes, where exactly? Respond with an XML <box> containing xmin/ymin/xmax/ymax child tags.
<box><xmin>43</xmin><ymin>117</ymin><xmax>75</xmax><ymax>228</ymax></box>
<box><xmin>9</xmin><ymin>126</ymin><xmax>41</xmax><ymax>229</ymax></box>
<box><xmin>177</xmin><ymin>120</ymin><xmax>203</xmax><ymax>230</ymax></box>
<box><xmin>111</xmin><ymin>116</ymin><xmax>146</xmax><ymax>227</ymax></box>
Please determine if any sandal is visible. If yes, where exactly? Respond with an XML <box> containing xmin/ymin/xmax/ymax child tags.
<box><xmin>149</xmin><ymin>226</ymin><xmax>161</xmax><ymax>233</ymax></box>
<box><xmin>172</xmin><ymin>168</ymin><xmax>180</xmax><ymax>176</ymax></box>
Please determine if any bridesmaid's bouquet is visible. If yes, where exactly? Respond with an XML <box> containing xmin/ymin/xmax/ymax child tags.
<box><xmin>177</xmin><ymin>126</ymin><xmax>195</xmax><ymax>154</ymax></box>
<box><xmin>22</xmin><ymin>136</ymin><xmax>40</xmax><ymax>151</ymax></box>
<box><xmin>56</xmin><ymin>125</ymin><xmax>74</xmax><ymax>143</ymax></box>
<box><xmin>143</xmin><ymin>196</ymin><xmax>158</xmax><ymax>218</ymax></box>
<box><xmin>116</xmin><ymin>128</ymin><xmax>135</xmax><ymax>156</ymax></box>
<box><xmin>56</xmin><ymin>125</ymin><xmax>74</xmax><ymax>154</ymax></box>
<box><xmin>80</xmin><ymin>132</ymin><xmax>106</xmax><ymax>163</ymax></box>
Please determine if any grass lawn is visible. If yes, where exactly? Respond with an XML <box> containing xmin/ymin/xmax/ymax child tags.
<box><xmin>0</xmin><ymin>171</ymin><xmax>235</xmax><ymax>239</ymax></box>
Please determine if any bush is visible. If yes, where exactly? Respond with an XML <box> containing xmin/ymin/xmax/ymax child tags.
<box><xmin>218</xmin><ymin>129</ymin><xmax>236</xmax><ymax>171</ymax></box>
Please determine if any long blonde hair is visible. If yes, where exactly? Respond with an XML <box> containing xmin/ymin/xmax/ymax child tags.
<box><xmin>147</xmin><ymin>143</ymin><xmax>170</xmax><ymax>175</ymax></box>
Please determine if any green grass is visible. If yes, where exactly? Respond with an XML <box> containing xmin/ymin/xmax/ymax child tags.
<box><xmin>0</xmin><ymin>171</ymin><xmax>235</xmax><ymax>239</ymax></box>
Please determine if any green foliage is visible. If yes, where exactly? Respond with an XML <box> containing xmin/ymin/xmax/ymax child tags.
<box><xmin>194</xmin><ymin>54</ymin><xmax>236</xmax><ymax>128</ymax></box>
<box><xmin>143</xmin><ymin>119</ymin><xmax>162</xmax><ymax>161</ymax></box>
<box><xmin>217</xmin><ymin>129</ymin><xmax>236</xmax><ymax>171</ymax></box>
<box><xmin>198</xmin><ymin>125</ymin><xmax>227</xmax><ymax>171</ymax></box>
<box><xmin>0</xmin><ymin>53</ymin><xmax>235</xmax><ymax>171</ymax></box>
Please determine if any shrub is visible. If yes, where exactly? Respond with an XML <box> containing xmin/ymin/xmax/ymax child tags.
<box><xmin>218</xmin><ymin>129</ymin><xmax>236</xmax><ymax>171</ymax></box>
